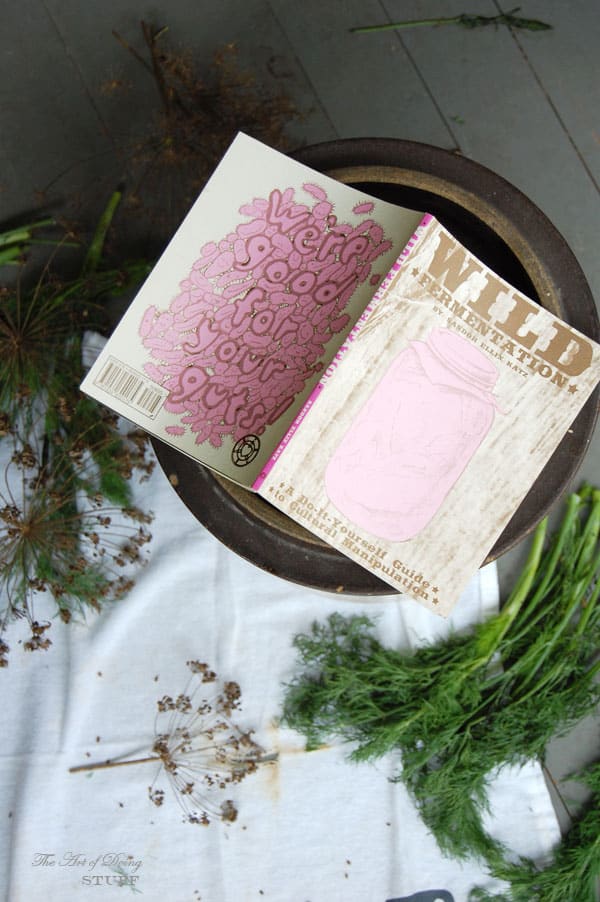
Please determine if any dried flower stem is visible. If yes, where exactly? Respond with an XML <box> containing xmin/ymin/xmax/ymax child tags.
<box><xmin>70</xmin><ymin>750</ymin><xmax>278</xmax><ymax>773</ymax></box>
<box><xmin>104</xmin><ymin>22</ymin><xmax>298</xmax><ymax>243</ymax></box>
<box><xmin>70</xmin><ymin>755</ymin><xmax>160</xmax><ymax>773</ymax></box>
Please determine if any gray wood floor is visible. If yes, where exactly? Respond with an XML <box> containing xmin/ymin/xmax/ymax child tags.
<box><xmin>2</xmin><ymin>0</ymin><xmax>599</xmax><ymax>834</ymax></box>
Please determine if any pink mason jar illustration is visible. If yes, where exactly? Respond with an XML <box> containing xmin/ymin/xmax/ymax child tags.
<box><xmin>325</xmin><ymin>327</ymin><xmax>502</xmax><ymax>541</ymax></box>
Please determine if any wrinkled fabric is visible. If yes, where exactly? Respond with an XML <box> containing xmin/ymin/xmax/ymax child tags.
<box><xmin>1</xmin><ymin>343</ymin><xmax>560</xmax><ymax>900</ymax></box>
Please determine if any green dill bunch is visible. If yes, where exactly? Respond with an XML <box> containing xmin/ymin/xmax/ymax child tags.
<box><xmin>281</xmin><ymin>610</ymin><xmax>517</xmax><ymax>865</ymax></box>
<box><xmin>401</xmin><ymin>488</ymin><xmax>600</xmax><ymax>862</ymax></box>
<box><xmin>281</xmin><ymin>487</ymin><xmax>600</xmax><ymax>869</ymax></box>
<box><xmin>281</xmin><ymin>611</ymin><xmax>489</xmax><ymax>759</ymax></box>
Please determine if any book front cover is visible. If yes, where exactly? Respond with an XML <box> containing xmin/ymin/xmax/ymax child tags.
<box><xmin>81</xmin><ymin>133</ymin><xmax>423</xmax><ymax>487</ymax></box>
<box><xmin>256</xmin><ymin>216</ymin><xmax>600</xmax><ymax>615</ymax></box>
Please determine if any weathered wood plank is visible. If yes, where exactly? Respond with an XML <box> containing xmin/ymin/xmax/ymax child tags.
<box><xmin>508</xmin><ymin>0</ymin><xmax>600</xmax><ymax>188</ymax></box>
<box><xmin>268</xmin><ymin>0</ymin><xmax>454</xmax><ymax>145</ymax></box>
<box><xmin>0</xmin><ymin>0</ymin><xmax>114</xmax><ymax>223</ymax></box>
<box><xmin>43</xmin><ymin>0</ymin><xmax>335</xmax><ymax>150</ymax></box>
<box><xmin>378</xmin><ymin>0</ymin><xmax>600</xmax><ymax>306</ymax></box>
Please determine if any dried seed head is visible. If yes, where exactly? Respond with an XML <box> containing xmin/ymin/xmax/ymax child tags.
<box><xmin>23</xmin><ymin>621</ymin><xmax>52</xmax><ymax>652</ymax></box>
<box><xmin>144</xmin><ymin>663</ymin><xmax>273</xmax><ymax>827</ymax></box>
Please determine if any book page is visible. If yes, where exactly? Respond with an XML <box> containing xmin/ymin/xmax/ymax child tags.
<box><xmin>257</xmin><ymin>216</ymin><xmax>600</xmax><ymax>614</ymax></box>
<box><xmin>81</xmin><ymin>133</ymin><xmax>423</xmax><ymax>487</ymax></box>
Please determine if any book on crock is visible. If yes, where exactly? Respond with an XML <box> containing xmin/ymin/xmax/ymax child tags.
<box><xmin>81</xmin><ymin>133</ymin><xmax>600</xmax><ymax>615</ymax></box>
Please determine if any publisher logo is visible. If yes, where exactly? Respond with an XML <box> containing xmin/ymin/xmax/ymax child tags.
<box><xmin>232</xmin><ymin>434</ymin><xmax>260</xmax><ymax>466</ymax></box>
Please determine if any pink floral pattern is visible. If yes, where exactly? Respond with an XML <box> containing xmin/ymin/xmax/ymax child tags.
<box><xmin>139</xmin><ymin>184</ymin><xmax>392</xmax><ymax>448</ymax></box>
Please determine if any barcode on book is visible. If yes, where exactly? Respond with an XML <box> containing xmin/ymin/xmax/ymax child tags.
<box><xmin>94</xmin><ymin>357</ymin><xmax>167</xmax><ymax>418</ymax></box>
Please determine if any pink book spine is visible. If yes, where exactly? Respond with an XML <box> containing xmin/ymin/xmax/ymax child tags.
<box><xmin>252</xmin><ymin>213</ymin><xmax>434</xmax><ymax>491</ymax></box>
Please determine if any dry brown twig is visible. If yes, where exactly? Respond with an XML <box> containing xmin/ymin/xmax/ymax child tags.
<box><xmin>105</xmin><ymin>22</ymin><xmax>299</xmax><ymax>245</ymax></box>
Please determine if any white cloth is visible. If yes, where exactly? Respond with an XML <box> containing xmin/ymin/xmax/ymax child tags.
<box><xmin>1</xmin><ymin>393</ymin><xmax>561</xmax><ymax>902</ymax></box>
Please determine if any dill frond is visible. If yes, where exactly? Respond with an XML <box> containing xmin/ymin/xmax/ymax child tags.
<box><xmin>470</xmin><ymin>761</ymin><xmax>600</xmax><ymax>901</ymax></box>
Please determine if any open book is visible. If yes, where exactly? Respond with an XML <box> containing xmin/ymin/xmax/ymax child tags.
<box><xmin>82</xmin><ymin>133</ymin><xmax>600</xmax><ymax>615</ymax></box>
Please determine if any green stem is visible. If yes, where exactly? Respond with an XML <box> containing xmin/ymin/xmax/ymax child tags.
<box><xmin>509</xmin><ymin>659</ymin><xmax>598</xmax><ymax>719</ymax></box>
<box><xmin>82</xmin><ymin>190</ymin><xmax>123</xmax><ymax>275</ymax></box>
<box><xmin>350</xmin><ymin>11</ymin><xmax>552</xmax><ymax>35</ymax></box>
<box><xmin>514</xmin><ymin>583</ymin><xmax>592</xmax><ymax>695</ymax></box>
<box><xmin>0</xmin><ymin>248</ymin><xmax>22</xmax><ymax>265</ymax></box>
<box><xmin>0</xmin><ymin>219</ymin><xmax>55</xmax><ymax>248</ymax></box>
<box><xmin>469</xmin><ymin>516</ymin><xmax>547</xmax><ymax>669</ymax></box>
<box><xmin>575</xmin><ymin>566</ymin><xmax>600</xmax><ymax>636</ymax></box>
<box><xmin>350</xmin><ymin>16</ymin><xmax>463</xmax><ymax>34</ymax></box>
<box><xmin>489</xmin><ymin>493</ymin><xmax>584</xmax><ymax>675</ymax></box>
<box><xmin>572</xmin><ymin>490</ymin><xmax>600</xmax><ymax>577</ymax></box>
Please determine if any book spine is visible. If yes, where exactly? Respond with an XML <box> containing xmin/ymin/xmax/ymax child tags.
<box><xmin>252</xmin><ymin>213</ymin><xmax>434</xmax><ymax>491</ymax></box>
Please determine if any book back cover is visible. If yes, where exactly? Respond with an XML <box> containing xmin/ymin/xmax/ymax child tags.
<box><xmin>80</xmin><ymin>133</ymin><xmax>422</xmax><ymax>487</ymax></box>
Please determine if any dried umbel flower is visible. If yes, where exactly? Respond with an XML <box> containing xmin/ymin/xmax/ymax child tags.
<box><xmin>23</xmin><ymin>620</ymin><xmax>52</xmax><ymax>652</ymax></box>
<box><xmin>0</xmin><ymin>418</ymin><xmax>153</xmax><ymax>660</ymax></box>
<box><xmin>147</xmin><ymin>663</ymin><xmax>269</xmax><ymax>825</ymax></box>
<box><xmin>0</xmin><ymin>204</ymin><xmax>154</xmax><ymax>664</ymax></box>
<box><xmin>70</xmin><ymin>661</ymin><xmax>276</xmax><ymax>826</ymax></box>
